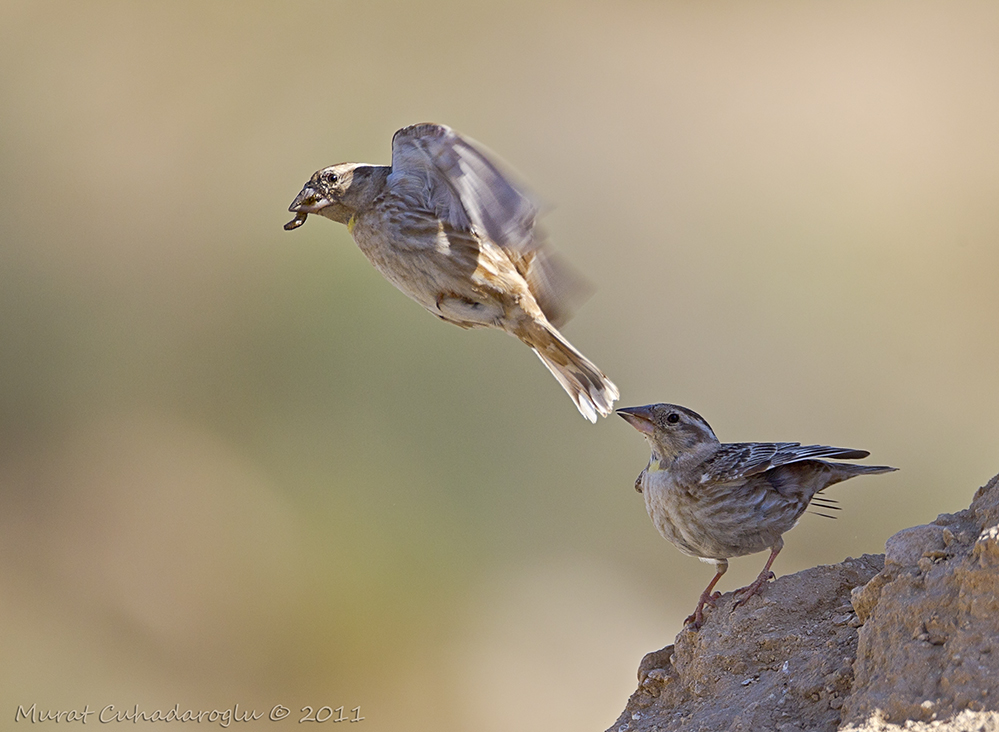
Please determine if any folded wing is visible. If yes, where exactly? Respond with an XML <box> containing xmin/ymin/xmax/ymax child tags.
<box><xmin>702</xmin><ymin>442</ymin><xmax>871</xmax><ymax>483</ymax></box>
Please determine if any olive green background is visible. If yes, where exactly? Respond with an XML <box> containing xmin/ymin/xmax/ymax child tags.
<box><xmin>2</xmin><ymin>2</ymin><xmax>997</xmax><ymax>730</ymax></box>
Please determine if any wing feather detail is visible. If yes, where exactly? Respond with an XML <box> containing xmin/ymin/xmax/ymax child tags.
<box><xmin>389</xmin><ymin>123</ymin><xmax>539</xmax><ymax>253</ymax></box>
<box><xmin>700</xmin><ymin>442</ymin><xmax>872</xmax><ymax>483</ymax></box>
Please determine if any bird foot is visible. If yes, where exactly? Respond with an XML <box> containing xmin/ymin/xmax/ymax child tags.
<box><xmin>684</xmin><ymin>591</ymin><xmax>723</xmax><ymax>629</ymax></box>
<box><xmin>732</xmin><ymin>572</ymin><xmax>775</xmax><ymax>609</ymax></box>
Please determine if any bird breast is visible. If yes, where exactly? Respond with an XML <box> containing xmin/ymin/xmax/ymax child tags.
<box><xmin>641</xmin><ymin>470</ymin><xmax>797</xmax><ymax>561</ymax></box>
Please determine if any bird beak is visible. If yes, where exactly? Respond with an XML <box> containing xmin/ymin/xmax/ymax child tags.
<box><xmin>288</xmin><ymin>184</ymin><xmax>331</xmax><ymax>215</ymax></box>
<box><xmin>617</xmin><ymin>405</ymin><xmax>656</xmax><ymax>435</ymax></box>
<box><xmin>285</xmin><ymin>184</ymin><xmax>333</xmax><ymax>231</ymax></box>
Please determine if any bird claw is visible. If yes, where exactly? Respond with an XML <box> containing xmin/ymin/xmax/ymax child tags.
<box><xmin>684</xmin><ymin>589</ymin><xmax>724</xmax><ymax>629</ymax></box>
<box><xmin>683</xmin><ymin>610</ymin><xmax>705</xmax><ymax>630</ymax></box>
<box><xmin>702</xmin><ymin>590</ymin><xmax>722</xmax><ymax>607</ymax></box>
<box><xmin>732</xmin><ymin>572</ymin><xmax>775</xmax><ymax>609</ymax></box>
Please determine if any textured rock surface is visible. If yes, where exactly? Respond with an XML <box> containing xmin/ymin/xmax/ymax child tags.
<box><xmin>609</xmin><ymin>474</ymin><xmax>999</xmax><ymax>732</ymax></box>
<box><xmin>842</xmin><ymin>474</ymin><xmax>999</xmax><ymax>728</ymax></box>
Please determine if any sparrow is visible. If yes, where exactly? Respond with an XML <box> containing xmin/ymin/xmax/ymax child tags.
<box><xmin>285</xmin><ymin>123</ymin><xmax>618</xmax><ymax>422</ymax></box>
<box><xmin>617</xmin><ymin>403</ymin><xmax>897</xmax><ymax>628</ymax></box>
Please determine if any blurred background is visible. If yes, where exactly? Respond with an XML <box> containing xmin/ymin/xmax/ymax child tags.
<box><xmin>1</xmin><ymin>1</ymin><xmax>998</xmax><ymax>730</ymax></box>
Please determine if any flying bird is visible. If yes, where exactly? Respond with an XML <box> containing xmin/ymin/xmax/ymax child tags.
<box><xmin>286</xmin><ymin>123</ymin><xmax>618</xmax><ymax>422</ymax></box>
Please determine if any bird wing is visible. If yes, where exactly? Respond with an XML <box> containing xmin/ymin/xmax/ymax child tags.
<box><xmin>389</xmin><ymin>123</ymin><xmax>540</xmax><ymax>253</ymax></box>
<box><xmin>518</xmin><ymin>248</ymin><xmax>593</xmax><ymax>328</ymax></box>
<box><xmin>701</xmin><ymin>442</ymin><xmax>871</xmax><ymax>483</ymax></box>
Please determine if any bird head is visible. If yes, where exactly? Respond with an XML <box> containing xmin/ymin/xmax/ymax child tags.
<box><xmin>617</xmin><ymin>403</ymin><xmax>719</xmax><ymax>462</ymax></box>
<box><xmin>286</xmin><ymin>163</ymin><xmax>385</xmax><ymax>228</ymax></box>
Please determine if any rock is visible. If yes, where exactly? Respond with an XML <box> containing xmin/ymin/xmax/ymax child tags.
<box><xmin>842</xmin><ymin>474</ymin><xmax>999</xmax><ymax>728</ymax></box>
<box><xmin>610</xmin><ymin>555</ymin><xmax>883</xmax><ymax>732</ymax></box>
<box><xmin>608</xmin><ymin>474</ymin><xmax>999</xmax><ymax>732</ymax></box>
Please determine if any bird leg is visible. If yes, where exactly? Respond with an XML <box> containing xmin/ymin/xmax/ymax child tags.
<box><xmin>685</xmin><ymin>559</ymin><xmax>728</xmax><ymax>629</ymax></box>
<box><xmin>733</xmin><ymin>538</ymin><xmax>784</xmax><ymax>610</ymax></box>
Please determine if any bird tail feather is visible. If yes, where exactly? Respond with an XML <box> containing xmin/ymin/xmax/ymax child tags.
<box><xmin>836</xmin><ymin>464</ymin><xmax>898</xmax><ymax>476</ymax></box>
<box><xmin>528</xmin><ymin>325</ymin><xmax>619</xmax><ymax>423</ymax></box>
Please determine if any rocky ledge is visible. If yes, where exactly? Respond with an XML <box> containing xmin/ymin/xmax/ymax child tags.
<box><xmin>609</xmin><ymin>473</ymin><xmax>999</xmax><ymax>732</ymax></box>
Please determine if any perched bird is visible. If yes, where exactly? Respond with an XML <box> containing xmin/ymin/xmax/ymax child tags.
<box><xmin>285</xmin><ymin>123</ymin><xmax>618</xmax><ymax>422</ymax></box>
<box><xmin>617</xmin><ymin>403</ymin><xmax>897</xmax><ymax>628</ymax></box>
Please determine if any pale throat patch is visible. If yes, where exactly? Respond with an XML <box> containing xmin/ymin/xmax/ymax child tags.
<box><xmin>347</xmin><ymin>214</ymin><xmax>358</xmax><ymax>234</ymax></box>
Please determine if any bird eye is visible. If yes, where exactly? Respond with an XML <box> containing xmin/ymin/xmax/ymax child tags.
<box><xmin>666</xmin><ymin>413</ymin><xmax>680</xmax><ymax>425</ymax></box>
<box><xmin>322</xmin><ymin>171</ymin><xmax>338</xmax><ymax>185</ymax></box>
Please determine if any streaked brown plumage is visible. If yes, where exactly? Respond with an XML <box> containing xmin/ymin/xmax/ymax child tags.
<box><xmin>618</xmin><ymin>403</ymin><xmax>897</xmax><ymax>628</ymax></box>
<box><xmin>286</xmin><ymin>123</ymin><xmax>618</xmax><ymax>422</ymax></box>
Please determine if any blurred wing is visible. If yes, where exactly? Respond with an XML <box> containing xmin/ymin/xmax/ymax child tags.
<box><xmin>518</xmin><ymin>246</ymin><xmax>593</xmax><ymax>328</ymax></box>
<box><xmin>389</xmin><ymin>123</ymin><xmax>540</xmax><ymax>252</ymax></box>
<box><xmin>702</xmin><ymin>443</ymin><xmax>871</xmax><ymax>482</ymax></box>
